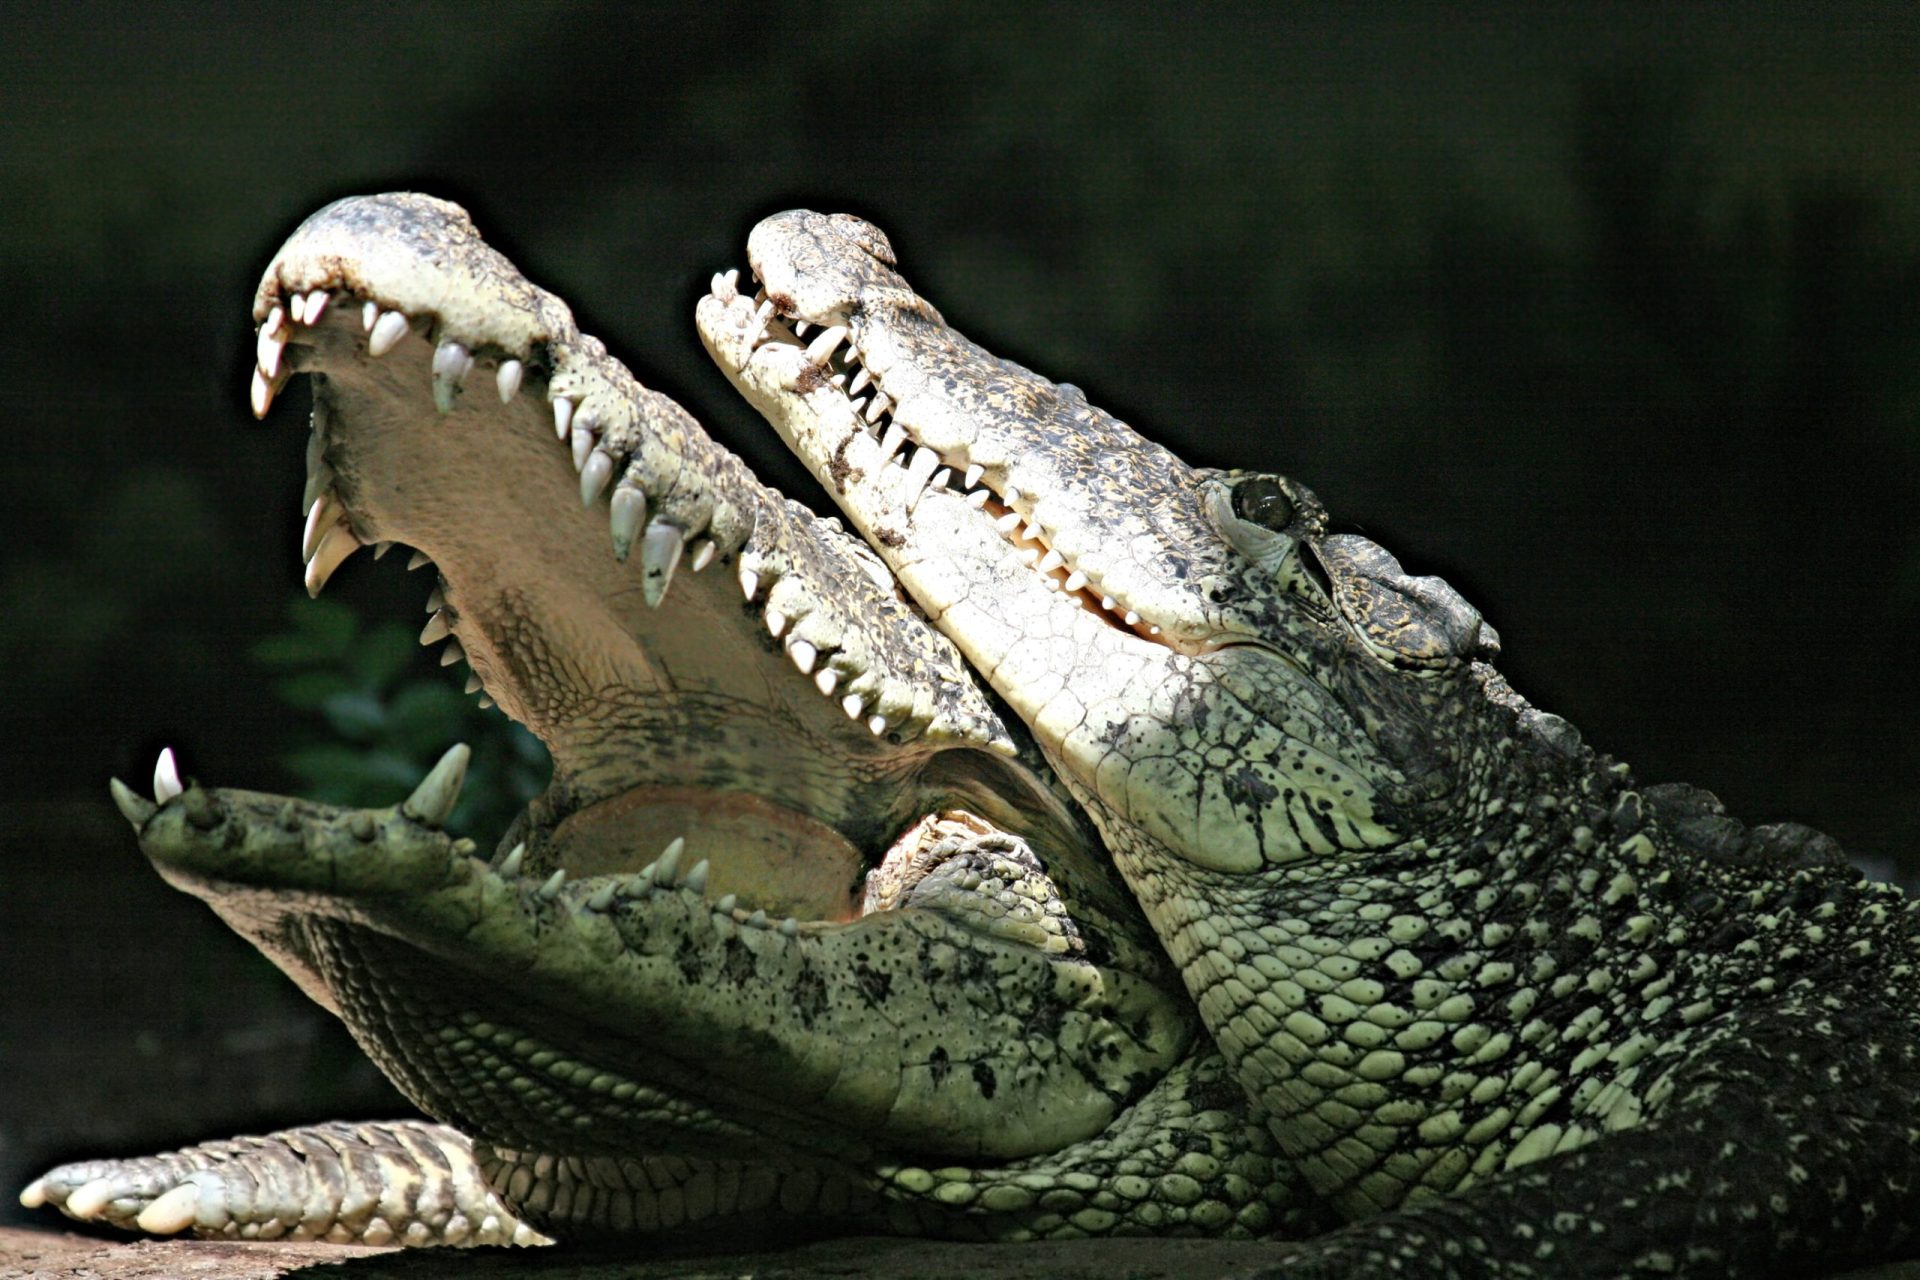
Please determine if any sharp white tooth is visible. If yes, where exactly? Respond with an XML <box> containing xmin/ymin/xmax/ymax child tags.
<box><xmin>805</xmin><ymin>324</ymin><xmax>849</xmax><ymax>365</ymax></box>
<box><xmin>304</xmin><ymin>290</ymin><xmax>329</xmax><ymax>325</ymax></box>
<box><xmin>288</xmin><ymin>294</ymin><xmax>305</xmax><ymax>324</ymax></box>
<box><xmin>552</xmin><ymin>396</ymin><xmax>574</xmax><ymax>441</ymax></box>
<box><xmin>792</xmin><ymin>319</ymin><xmax>810</xmax><ymax>338</ymax></box>
<box><xmin>716</xmin><ymin>893</ymin><xmax>738</xmax><ymax>914</ymax></box>
<box><xmin>373</xmin><ymin>540</ymin><xmax>394</xmax><ymax>560</ymax></box>
<box><xmin>848</xmin><ymin>366</ymin><xmax>871</xmax><ymax>395</ymax></box>
<box><xmin>154</xmin><ymin>748</ymin><xmax>183</xmax><ymax>804</ymax></box>
<box><xmin>788</xmin><ymin>639</ymin><xmax>817</xmax><ymax>675</ymax></box>
<box><xmin>1149</xmin><ymin>625</ymin><xmax>1162</xmax><ymax>636</ymax></box>
<box><xmin>250</xmin><ymin>367</ymin><xmax>273</xmax><ymax>419</ymax></box>
<box><xmin>745</xmin><ymin>298</ymin><xmax>775</xmax><ymax>345</ymax></box>
<box><xmin>865</xmin><ymin>392</ymin><xmax>891</xmax><ymax>423</ymax></box>
<box><xmin>684</xmin><ymin>859</ymin><xmax>710</xmax><ymax>895</ymax></box>
<box><xmin>499</xmin><ymin>842</ymin><xmax>526</xmax><ymax>877</ymax></box>
<box><xmin>408</xmin><ymin>550</ymin><xmax>432</xmax><ymax>572</ymax></box>
<box><xmin>580</xmin><ymin>449</ymin><xmax>614</xmax><ymax>507</ymax></box>
<box><xmin>1124</xmin><ymin>610</ymin><xmax>1141</xmax><ymax>626</ymax></box>
<box><xmin>748</xmin><ymin>909</ymin><xmax>768</xmax><ymax>928</ymax></box>
<box><xmin>640</xmin><ymin>521</ymin><xmax>683</xmax><ymax>606</ymax></box>
<box><xmin>995</xmin><ymin>511</ymin><xmax>1023</xmax><ymax>535</ymax></box>
<box><xmin>587</xmin><ymin>882</ymin><xmax>616</xmax><ymax>911</ymax></box>
<box><xmin>779</xmin><ymin>916</ymin><xmax>799</xmax><ymax>937</ymax></box>
<box><xmin>495</xmin><ymin>358</ymin><xmax>523</xmax><ymax>403</ymax></box>
<box><xmin>305</xmin><ymin>424</ymin><xmax>326</xmax><ymax>468</ymax></box>
<box><xmin>829</xmin><ymin>372</ymin><xmax>846</xmax><ymax>388</ymax></box>
<box><xmin>477</xmin><ymin>696</ymin><xmax>494</xmax><ymax>709</ymax></box>
<box><xmin>967</xmin><ymin>488</ymin><xmax>991</xmax><ymax>509</ymax></box>
<box><xmin>426</xmin><ymin>587</ymin><xmax>445</xmax><ymax>612</ymax></box>
<box><xmin>368</xmin><ymin>309</ymin><xmax>409</xmax><ymax>357</ymax></box>
<box><xmin>464</xmin><ymin>674</ymin><xmax>483</xmax><ymax>694</ymax></box>
<box><xmin>1101</xmin><ymin>595</ymin><xmax>1117</xmax><ymax>610</ymax></box>
<box><xmin>261</xmin><ymin>305</ymin><xmax>284</xmax><ymax>339</ymax></box>
<box><xmin>258</xmin><ymin>324</ymin><xmax>287</xmax><ymax>379</ymax></box>
<box><xmin>904</xmin><ymin>447</ymin><xmax>940</xmax><ymax>512</ymax></box>
<box><xmin>362</xmin><ymin>301</ymin><xmax>379</xmax><ymax>332</ymax></box>
<box><xmin>305</xmin><ymin>523</ymin><xmax>361</xmax><ymax>597</ymax></box>
<box><xmin>689</xmin><ymin>539</ymin><xmax>717</xmax><ymax>572</ymax></box>
<box><xmin>1037</xmin><ymin>549</ymin><xmax>1066</xmax><ymax>574</ymax></box>
<box><xmin>964</xmin><ymin>463</ymin><xmax>984</xmax><ymax>489</ymax></box>
<box><xmin>537</xmin><ymin>869</ymin><xmax>567</xmax><ymax>899</ymax></box>
<box><xmin>653</xmin><ymin>836</ymin><xmax>687</xmax><ymax>885</ymax></box>
<box><xmin>431</xmin><ymin>342</ymin><xmax>473</xmax><ymax>413</ymax></box>
<box><xmin>1004</xmin><ymin>485</ymin><xmax>1022</xmax><ymax>504</ymax></box>
<box><xmin>766</xmin><ymin>609</ymin><xmax>788</xmax><ymax>638</ymax></box>
<box><xmin>740</xmin><ymin>567</ymin><xmax>760</xmax><ymax>600</ymax></box>
<box><xmin>867</xmin><ymin>714</ymin><xmax>888</xmax><ymax>737</ymax></box>
<box><xmin>877</xmin><ymin>421</ymin><xmax>908</xmax><ymax>465</ymax></box>
<box><xmin>814</xmin><ymin>667</ymin><xmax>839</xmax><ymax>695</ymax></box>
<box><xmin>1063</xmin><ymin>570</ymin><xmax>1088</xmax><ymax>593</ymax></box>
<box><xmin>420</xmin><ymin>611</ymin><xmax>451</xmax><ymax>645</ymax></box>
<box><xmin>402</xmin><ymin>743</ymin><xmax>470</xmax><ymax>827</ymax></box>
<box><xmin>301</xmin><ymin>491</ymin><xmax>341</xmax><ymax>560</ymax></box>
<box><xmin>440</xmin><ymin>639</ymin><xmax>466</xmax><ymax>667</ymax></box>
<box><xmin>1025</xmin><ymin>518</ymin><xmax>1044</xmax><ymax>540</ymax></box>
<box><xmin>301</xmin><ymin>462</ymin><xmax>335</xmax><ymax>516</ymax></box>
<box><xmin>929</xmin><ymin>467</ymin><xmax>951</xmax><ymax>491</ymax></box>
<box><xmin>570</xmin><ymin>427</ymin><xmax>594</xmax><ymax>472</ymax></box>
<box><xmin>841</xmin><ymin>693</ymin><xmax>864</xmax><ymax>719</ymax></box>
<box><xmin>610</xmin><ymin>487</ymin><xmax>647</xmax><ymax>561</ymax></box>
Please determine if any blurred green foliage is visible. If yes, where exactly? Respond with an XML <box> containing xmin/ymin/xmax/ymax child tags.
<box><xmin>251</xmin><ymin>596</ymin><xmax>549</xmax><ymax>839</ymax></box>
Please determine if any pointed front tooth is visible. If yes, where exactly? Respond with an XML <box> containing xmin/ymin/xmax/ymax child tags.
<box><xmin>848</xmin><ymin>366</ymin><xmax>871</xmax><ymax>395</ymax></box>
<box><xmin>779</xmin><ymin>917</ymin><xmax>799</xmax><ymax>937</ymax></box>
<box><xmin>373</xmin><ymin>540</ymin><xmax>394</xmax><ymax>560</ymax></box>
<box><xmin>537</xmin><ymin>868</ymin><xmax>567</xmax><ymax>899</ymax></box>
<box><xmin>495</xmin><ymin>358</ymin><xmax>523</xmax><ymax>403</ymax></box>
<box><xmin>867</xmin><ymin>714</ymin><xmax>888</xmax><ymax>736</ymax></box>
<box><xmin>841</xmin><ymin>692</ymin><xmax>864</xmax><ymax>719</ymax></box>
<box><xmin>367</xmin><ymin>309</ymin><xmax>409</xmax><ymax>357</ymax></box>
<box><xmin>610</xmin><ymin>487</ymin><xmax>647</xmax><ymax>562</ymax></box>
<box><xmin>805</xmin><ymin>324</ymin><xmax>849</xmax><ymax>365</ymax></box>
<box><xmin>304</xmin><ymin>290</ymin><xmax>329</xmax><ymax>325</ymax></box>
<box><xmin>250</xmin><ymin>367</ymin><xmax>273</xmax><ymax>419</ymax></box>
<box><xmin>304</xmin><ymin>523</ymin><xmax>361</xmax><ymax>597</ymax></box>
<box><xmin>552</xmin><ymin>396</ymin><xmax>574</xmax><ymax>441</ymax></box>
<box><xmin>402</xmin><ymin>743</ymin><xmax>470</xmax><ymax>826</ymax></box>
<box><xmin>570</xmin><ymin>427</ymin><xmax>594</xmax><ymax>472</ymax></box>
<box><xmin>766</xmin><ymin>609</ymin><xmax>788</xmax><ymax>639</ymax></box>
<box><xmin>929</xmin><ymin>467</ymin><xmax>951</xmax><ymax>491</ymax></box>
<box><xmin>792</xmin><ymin>319</ymin><xmax>810</xmax><ymax>338</ymax></box>
<box><xmin>747</xmin><ymin>908</ymin><xmax>769</xmax><ymax>929</ymax></box>
<box><xmin>426</xmin><ymin>587</ymin><xmax>445</xmax><ymax>612</ymax></box>
<box><xmin>877</xmin><ymin>421</ymin><xmax>907</xmax><ymax>464</ymax></box>
<box><xmin>407</xmin><ymin>550</ymin><xmax>432</xmax><ymax>572</ymax></box>
<box><xmin>689</xmin><ymin>538</ymin><xmax>716</xmax><ymax>572</ymax></box>
<box><xmin>640</xmin><ymin>521</ymin><xmax>683</xmax><ymax>606</ymax></box>
<box><xmin>813</xmin><ymin>667</ymin><xmax>839</xmax><ymax>695</ymax></box>
<box><xmin>431</xmin><ymin>341</ymin><xmax>473</xmax><ymax>413</ymax></box>
<box><xmin>684</xmin><ymin>858</ymin><xmax>711</xmax><ymax>895</ymax></box>
<box><xmin>716</xmin><ymin>893</ymin><xmax>739</xmax><ymax>915</ymax></box>
<box><xmin>110</xmin><ymin>777</ymin><xmax>157</xmax><ymax>827</ymax></box>
<box><xmin>301</xmin><ymin>462</ymin><xmax>335</xmax><ymax>516</ymax></box>
<box><xmin>301</xmin><ymin>491</ymin><xmax>341</xmax><ymax>560</ymax></box>
<box><xmin>1037</xmin><ymin>548</ymin><xmax>1065</xmax><ymax>574</ymax></box>
<box><xmin>464</xmin><ymin>674</ymin><xmax>483</xmax><ymax>694</ymax></box>
<box><xmin>261</xmin><ymin>305</ymin><xmax>285</xmax><ymax>339</ymax></box>
<box><xmin>995</xmin><ymin>510</ymin><xmax>1023</xmax><ymax>535</ymax></box>
<box><xmin>652</xmin><ymin>836</ymin><xmax>687</xmax><ymax>886</ymax></box>
<box><xmin>865</xmin><ymin>392</ymin><xmax>891</xmax><ymax>423</ymax></box>
<box><xmin>362</xmin><ymin>300</ymin><xmax>379</xmax><ymax>332</ymax></box>
<box><xmin>739</xmin><ymin>567</ymin><xmax>760</xmax><ymax>600</ymax></box>
<box><xmin>1123</xmin><ymin>610</ymin><xmax>1141</xmax><ymax>626</ymax></box>
<box><xmin>904</xmin><ymin>447</ymin><xmax>940</xmax><ymax>512</ymax></box>
<box><xmin>1062</xmin><ymin>570</ymin><xmax>1088</xmax><ymax>593</ymax></box>
<box><xmin>587</xmin><ymin>882</ymin><xmax>616</xmax><ymax>911</ymax></box>
<box><xmin>966</xmin><ymin>487</ymin><xmax>991</xmax><ymax>509</ymax></box>
<box><xmin>788</xmin><ymin>638</ymin><xmax>817</xmax><ymax>675</ymax></box>
<box><xmin>439</xmin><ymin>639</ymin><xmax>465</xmax><ymax>667</ymax></box>
<box><xmin>257</xmin><ymin>324</ymin><xmax>287</xmax><ymax>379</ymax></box>
<box><xmin>580</xmin><ymin>449</ymin><xmax>614</xmax><ymax>507</ymax></box>
<box><xmin>1101</xmin><ymin>595</ymin><xmax>1117</xmax><ymax>610</ymax></box>
<box><xmin>420</xmin><ymin>611</ymin><xmax>451</xmax><ymax>645</ymax></box>
<box><xmin>153</xmin><ymin>748</ymin><xmax>183</xmax><ymax>804</ymax></box>
<box><xmin>288</xmin><ymin>294</ymin><xmax>305</xmax><ymax>323</ymax></box>
<box><xmin>964</xmin><ymin>463</ymin><xmax>985</xmax><ymax>489</ymax></box>
<box><xmin>499</xmin><ymin>842</ymin><xmax>526</xmax><ymax>877</ymax></box>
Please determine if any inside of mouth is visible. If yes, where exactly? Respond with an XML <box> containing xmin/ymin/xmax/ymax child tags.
<box><xmin>735</xmin><ymin>281</ymin><xmax>1170</xmax><ymax>647</ymax></box>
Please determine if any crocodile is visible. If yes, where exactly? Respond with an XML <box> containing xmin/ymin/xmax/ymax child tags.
<box><xmin>20</xmin><ymin>195</ymin><xmax>1304</xmax><ymax>1249</ymax></box>
<box><xmin>696</xmin><ymin>210</ymin><xmax>1920</xmax><ymax>1276</ymax></box>
<box><xmin>23</xmin><ymin>196</ymin><xmax>1920</xmax><ymax>1277</ymax></box>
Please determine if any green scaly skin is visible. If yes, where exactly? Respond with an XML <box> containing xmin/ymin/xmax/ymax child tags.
<box><xmin>22</xmin><ymin>195</ymin><xmax>1305</xmax><ymax>1248</ymax></box>
<box><xmin>702</xmin><ymin>209</ymin><xmax>1920</xmax><ymax>1277</ymax></box>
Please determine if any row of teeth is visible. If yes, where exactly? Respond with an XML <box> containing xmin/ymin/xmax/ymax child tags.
<box><xmin>713</xmin><ymin>270</ymin><xmax>1157</xmax><ymax>638</ymax></box>
<box><xmin>140</xmin><ymin>746</ymin><xmax>807</xmax><ymax>938</ymax></box>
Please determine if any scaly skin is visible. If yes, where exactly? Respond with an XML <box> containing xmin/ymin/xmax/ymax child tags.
<box><xmin>23</xmin><ymin>196</ymin><xmax>1304</xmax><ymax>1247</ymax></box>
<box><xmin>702</xmin><ymin>210</ymin><xmax>1920</xmax><ymax>1277</ymax></box>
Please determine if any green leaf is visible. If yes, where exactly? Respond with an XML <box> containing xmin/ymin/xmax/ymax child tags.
<box><xmin>319</xmin><ymin>689</ymin><xmax>387</xmax><ymax>741</ymax></box>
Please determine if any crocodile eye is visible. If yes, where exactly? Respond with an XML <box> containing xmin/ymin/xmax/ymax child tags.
<box><xmin>1230</xmin><ymin>478</ymin><xmax>1294</xmax><ymax>531</ymax></box>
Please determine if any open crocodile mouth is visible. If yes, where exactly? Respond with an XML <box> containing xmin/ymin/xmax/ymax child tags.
<box><xmin>710</xmin><ymin>271</ymin><xmax>1180</xmax><ymax>653</ymax></box>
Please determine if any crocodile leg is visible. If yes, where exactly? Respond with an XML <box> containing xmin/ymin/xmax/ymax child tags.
<box><xmin>22</xmin><ymin>1120</ymin><xmax>544</xmax><ymax>1246</ymax></box>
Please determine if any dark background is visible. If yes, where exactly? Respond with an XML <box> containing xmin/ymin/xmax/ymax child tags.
<box><xmin>3</xmin><ymin>0</ymin><xmax>1916</xmax><ymax>1232</ymax></box>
